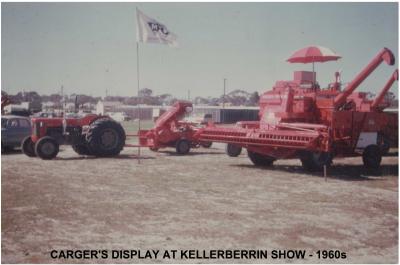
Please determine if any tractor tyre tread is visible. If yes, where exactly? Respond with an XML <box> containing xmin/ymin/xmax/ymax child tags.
<box><xmin>86</xmin><ymin>118</ymin><xmax>126</xmax><ymax>157</ymax></box>
<box><xmin>72</xmin><ymin>144</ymin><xmax>92</xmax><ymax>156</ymax></box>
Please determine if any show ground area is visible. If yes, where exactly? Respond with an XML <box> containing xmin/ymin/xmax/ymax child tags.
<box><xmin>1</xmin><ymin>144</ymin><xmax>398</xmax><ymax>263</ymax></box>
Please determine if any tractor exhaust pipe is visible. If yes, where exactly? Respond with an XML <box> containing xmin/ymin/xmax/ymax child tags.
<box><xmin>334</xmin><ymin>48</ymin><xmax>395</xmax><ymax>108</ymax></box>
<box><xmin>371</xmin><ymin>69</ymin><xmax>398</xmax><ymax>111</ymax></box>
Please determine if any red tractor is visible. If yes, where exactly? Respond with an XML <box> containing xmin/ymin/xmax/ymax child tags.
<box><xmin>196</xmin><ymin>48</ymin><xmax>398</xmax><ymax>171</ymax></box>
<box><xmin>136</xmin><ymin>101</ymin><xmax>212</xmax><ymax>154</ymax></box>
<box><xmin>21</xmin><ymin>114</ymin><xmax>125</xmax><ymax>159</ymax></box>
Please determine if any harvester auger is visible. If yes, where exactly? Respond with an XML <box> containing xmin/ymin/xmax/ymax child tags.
<box><xmin>196</xmin><ymin>48</ymin><xmax>398</xmax><ymax>171</ymax></box>
<box><xmin>133</xmin><ymin>101</ymin><xmax>212</xmax><ymax>155</ymax></box>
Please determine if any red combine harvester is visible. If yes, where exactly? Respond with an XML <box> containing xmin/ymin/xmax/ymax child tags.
<box><xmin>134</xmin><ymin>101</ymin><xmax>212</xmax><ymax>155</ymax></box>
<box><xmin>196</xmin><ymin>48</ymin><xmax>398</xmax><ymax>171</ymax></box>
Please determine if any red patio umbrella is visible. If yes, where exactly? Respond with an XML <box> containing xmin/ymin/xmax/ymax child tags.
<box><xmin>287</xmin><ymin>46</ymin><xmax>341</xmax><ymax>86</ymax></box>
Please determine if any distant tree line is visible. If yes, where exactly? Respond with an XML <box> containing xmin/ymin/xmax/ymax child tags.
<box><xmin>1</xmin><ymin>88</ymin><xmax>262</xmax><ymax>108</ymax></box>
<box><xmin>194</xmin><ymin>90</ymin><xmax>260</xmax><ymax>106</ymax></box>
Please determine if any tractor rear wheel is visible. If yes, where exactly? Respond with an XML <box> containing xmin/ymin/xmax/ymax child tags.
<box><xmin>176</xmin><ymin>139</ymin><xmax>191</xmax><ymax>155</ymax></box>
<box><xmin>300</xmin><ymin>151</ymin><xmax>332</xmax><ymax>171</ymax></box>
<box><xmin>201</xmin><ymin>141</ymin><xmax>213</xmax><ymax>148</ymax></box>
<box><xmin>247</xmin><ymin>151</ymin><xmax>275</xmax><ymax>167</ymax></box>
<box><xmin>226</xmin><ymin>143</ymin><xmax>242</xmax><ymax>157</ymax></box>
<box><xmin>72</xmin><ymin>144</ymin><xmax>92</xmax><ymax>156</ymax></box>
<box><xmin>34</xmin><ymin>136</ymin><xmax>59</xmax><ymax>160</ymax></box>
<box><xmin>21</xmin><ymin>136</ymin><xmax>36</xmax><ymax>157</ymax></box>
<box><xmin>362</xmin><ymin>145</ymin><xmax>382</xmax><ymax>169</ymax></box>
<box><xmin>86</xmin><ymin>118</ymin><xmax>125</xmax><ymax>157</ymax></box>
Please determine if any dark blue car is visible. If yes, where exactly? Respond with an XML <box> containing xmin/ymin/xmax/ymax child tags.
<box><xmin>1</xmin><ymin>115</ymin><xmax>32</xmax><ymax>152</ymax></box>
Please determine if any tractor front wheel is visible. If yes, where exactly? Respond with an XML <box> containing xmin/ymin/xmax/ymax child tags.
<box><xmin>226</xmin><ymin>143</ymin><xmax>242</xmax><ymax>157</ymax></box>
<box><xmin>300</xmin><ymin>151</ymin><xmax>332</xmax><ymax>171</ymax></box>
<box><xmin>176</xmin><ymin>139</ymin><xmax>191</xmax><ymax>155</ymax></box>
<box><xmin>248</xmin><ymin>151</ymin><xmax>275</xmax><ymax>167</ymax></box>
<box><xmin>21</xmin><ymin>136</ymin><xmax>36</xmax><ymax>157</ymax></box>
<box><xmin>362</xmin><ymin>145</ymin><xmax>382</xmax><ymax>169</ymax></box>
<box><xmin>35</xmin><ymin>136</ymin><xmax>59</xmax><ymax>160</ymax></box>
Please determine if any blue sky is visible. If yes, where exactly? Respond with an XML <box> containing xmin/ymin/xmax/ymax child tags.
<box><xmin>1</xmin><ymin>2</ymin><xmax>398</xmax><ymax>99</ymax></box>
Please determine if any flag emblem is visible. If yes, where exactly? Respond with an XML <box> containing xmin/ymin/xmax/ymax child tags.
<box><xmin>136</xmin><ymin>8</ymin><xmax>178</xmax><ymax>47</ymax></box>
<box><xmin>148</xmin><ymin>22</ymin><xmax>169</xmax><ymax>35</ymax></box>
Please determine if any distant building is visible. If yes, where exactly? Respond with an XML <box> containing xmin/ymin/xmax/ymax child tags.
<box><xmin>192</xmin><ymin>105</ymin><xmax>259</xmax><ymax>123</ymax></box>
<box><xmin>96</xmin><ymin>101</ymin><xmax>164</xmax><ymax>120</ymax></box>
<box><xmin>3</xmin><ymin>102</ymin><xmax>30</xmax><ymax>115</ymax></box>
<box><xmin>95</xmin><ymin>101</ymin><xmax>260</xmax><ymax>123</ymax></box>
<box><xmin>96</xmin><ymin>101</ymin><xmax>123</xmax><ymax>115</ymax></box>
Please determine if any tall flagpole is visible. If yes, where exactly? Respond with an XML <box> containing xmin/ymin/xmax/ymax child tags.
<box><xmin>136</xmin><ymin>42</ymin><xmax>141</xmax><ymax>164</ymax></box>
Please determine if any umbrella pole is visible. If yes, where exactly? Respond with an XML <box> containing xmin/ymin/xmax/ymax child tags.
<box><xmin>312</xmin><ymin>61</ymin><xmax>315</xmax><ymax>90</ymax></box>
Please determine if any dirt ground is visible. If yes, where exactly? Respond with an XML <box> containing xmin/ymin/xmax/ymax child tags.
<box><xmin>1</xmin><ymin>143</ymin><xmax>398</xmax><ymax>263</ymax></box>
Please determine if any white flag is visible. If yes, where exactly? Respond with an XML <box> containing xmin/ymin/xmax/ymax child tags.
<box><xmin>136</xmin><ymin>8</ymin><xmax>178</xmax><ymax>47</ymax></box>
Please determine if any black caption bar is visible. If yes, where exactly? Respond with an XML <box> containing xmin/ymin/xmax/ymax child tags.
<box><xmin>50</xmin><ymin>249</ymin><xmax>347</xmax><ymax>260</ymax></box>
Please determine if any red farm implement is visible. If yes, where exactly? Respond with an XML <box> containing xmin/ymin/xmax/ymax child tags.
<box><xmin>196</xmin><ymin>48</ymin><xmax>398</xmax><ymax>171</ymax></box>
<box><xmin>126</xmin><ymin>101</ymin><xmax>212</xmax><ymax>155</ymax></box>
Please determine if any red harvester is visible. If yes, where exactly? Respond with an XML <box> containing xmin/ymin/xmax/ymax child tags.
<box><xmin>196</xmin><ymin>48</ymin><xmax>398</xmax><ymax>171</ymax></box>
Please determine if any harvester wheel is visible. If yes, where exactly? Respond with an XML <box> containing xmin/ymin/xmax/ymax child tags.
<box><xmin>247</xmin><ymin>151</ymin><xmax>275</xmax><ymax>167</ymax></box>
<box><xmin>300</xmin><ymin>151</ymin><xmax>332</xmax><ymax>171</ymax></box>
<box><xmin>201</xmin><ymin>141</ymin><xmax>213</xmax><ymax>148</ymax></box>
<box><xmin>176</xmin><ymin>139</ymin><xmax>191</xmax><ymax>155</ymax></box>
<box><xmin>86</xmin><ymin>118</ymin><xmax>126</xmax><ymax>157</ymax></box>
<box><xmin>21</xmin><ymin>136</ymin><xmax>36</xmax><ymax>157</ymax></box>
<box><xmin>72</xmin><ymin>144</ymin><xmax>92</xmax><ymax>156</ymax></box>
<box><xmin>362</xmin><ymin>145</ymin><xmax>382</xmax><ymax>169</ymax></box>
<box><xmin>34</xmin><ymin>136</ymin><xmax>59</xmax><ymax>160</ymax></box>
<box><xmin>226</xmin><ymin>143</ymin><xmax>242</xmax><ymax>157</ymax></box>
